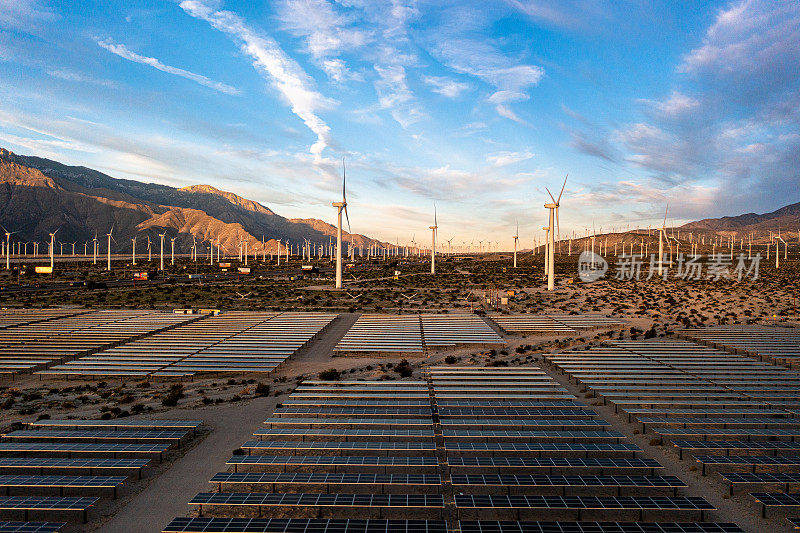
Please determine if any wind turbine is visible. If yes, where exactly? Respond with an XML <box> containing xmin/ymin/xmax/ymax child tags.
<box><xmin>92</xmin><ymin>233</ymin><xmax>98</xmax><ymax>265</ymax></box>
<box><xmin>544</xmin><ymin>174</ymin><xmax>567</xmax><ymax>291</ymax></box>
<box><xmin>430</xmin><ymin>205</ymin><xmax>438</xmax><ymax>275</ymax></box>
<box><xmin>658</xmin><ymin>206</ymin><xmax>668</xmax><ymax>276</ymax></box>
<box><xmin>131</xmin><ymin>237</ymin><xmax>136</xmax><ymax>265</ymax></box>
<box><xmin>49</xmin><ymin>229</ymin><xmax>58</xmax><ymax>272</ymax></box>
<box><xmin>513</xmin><ymin>221</ymin><xmax>519</xmax><ymax>268</ymax></box>
<box><xmin>159</xmin><ymin>232</ymin><xmax>166</xmax><ymax>271</ymax></box>
<box><xmin>1</xmin><ymin>226</ymin><xmax>14</xmax><ymax>270</ymax></box>
<box><xmin>332</xmin><ymin>159</ymin><xmax>351</xmax><ymax>289</ymax></box>
<box><xmin>171</xmin><ymin>237</ymin><xmax>176</xmax><ymax>265</ymax></box>
<box><xmin>106</xmin><ymin>226</ymin><xmax>115</xmax><ymax>271</ymax></box>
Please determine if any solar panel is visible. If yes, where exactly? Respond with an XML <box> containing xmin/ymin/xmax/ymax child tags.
<box><xmin>0</xmin><ymin>442</ymin><xmax>169</xmax><ymax>455</ymax></box>
<box><xmin>441</xmin><ymin>430</ymin><xmax>624</xmax><ymax>440</ymax></box>
<box><xmin>161</xmin><ymin>518</ymin><xmax>448</xmax><ymax>533</ymax></box>
<box><xmin>0</xmin><ymin>458</ymin><xmax>149</xmax><ymax>470</ymax></box>
<box><xmin>455</xmin><ymin>495</ymin><xmax>713</xmax><ymax>510</ymax></box>
<box><xmin>3</xmin><ymin>430</ymin><xmax>187</xmax><ymax>441</ymax></box>
<box><xmin>209</xmin><ymin>473</ymin><xmax>441</xmax><ymax>486</ymax></box>
<box><xmin>0</xmin><ymin>496</ymin><xmax>99</xmax><ymax>511</ymax></box>
<box><xmin>447</xmin><ymin>457</ymin><xmax>661</xmax><ymax>472</ymax></box>
<box><xmin>189</xmin><ymin>493</ymin><xmax>445</xmax><ymax>507</ymax></box>
<box><xmin>227</xmin><ymin>456</ymin><xmax>438</xmax><ymax>467</ymax></box>
<box><xmin>241</xmin><ymin>441</ymin><xmax>436</xmax><ymax>453</ymax></box>
<box><xmin>0</xmin><ymin>475</ymin><xmax>126</xmax><ymax>489</ymax></box>
<box><xmin>450</xmin><ymin>474</ymin><xmax>685</xmax><ymax>489</ymax></box>
<box><xmin>458</xmin><ymin>522</ymin><xmax>743</xmax><ymax>533</ymax></box>
<box><xmin>0</xmin><ymin>523</ymin><xmax>66</xmax><ymax>533</ymax></box>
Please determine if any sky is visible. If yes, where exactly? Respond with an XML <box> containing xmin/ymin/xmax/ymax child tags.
<box><xmin>1</xmin><ymin>0</ymin><xmax>799</xmax><ymax>248</ymax></box>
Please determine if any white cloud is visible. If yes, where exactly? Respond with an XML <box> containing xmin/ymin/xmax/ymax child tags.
<box><xmin>431</xmin><ymin>34</ymin><xmax>544</xmax><ymax>122</ymax></box>
<box><xmin>374</xmin><ymin>64</ymin><xmax>423</xmax><ymax>128</ymax></box>
<box><xmin>278</xmin><ymin>0</ymin><xmax>367</xmax><ymax>82</ymax></box>
<box><xmin>422</xmin><ymin>75</ymin><xmax>469</xmax><ymax>98</ymax></box>
<box><xmin>97</xmin><ymin>39</ymin><xmax>239</xmax><ymax>95</ymax></box>
<box><xmin>0</xmin><ymin>0</ymin><xmax>54</xmax><ymax>29</ymax></box>
<box><xmin>487</xmin><ymin>150</ymin><xmax>534</xmax><ymax>167</ymax></box>
<box><xmin>648</xmin><ymin>91</ymin><xmax>700</xmax><ymax>117</ymax></box>
<box><xmin>179</xmin><ymin>0</ymin><xmax>335</xmax><ymax>159</ymax></box>
<box><xmin>46</xmin><ymin>68</ymin><xmax>117</xmax><ymax>88</ymax></box>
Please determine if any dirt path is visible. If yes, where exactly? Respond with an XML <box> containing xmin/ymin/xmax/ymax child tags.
<box><xmin>94</xmin><ymin>395</ymin><xmax>277</xmax><ymax>533</ymax></box>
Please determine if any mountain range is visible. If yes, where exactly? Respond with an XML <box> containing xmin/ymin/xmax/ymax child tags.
<box><xmin>1</xmin><ymin>147</ymin><xmax>797</xmax><ymax>252</ymax></box>
<box><xmin>0</xmin><ymin>148</ymin><xmax>387</xmax><ymax>254</ymax></box>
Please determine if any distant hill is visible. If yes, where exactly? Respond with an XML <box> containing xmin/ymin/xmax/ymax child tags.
<box><xmin>680</xmin><ymin>202</ymin><xmax>800</xmax><ymax>241</ymax></box>
<box><xmin>0</xmin><ymin>147</ymin><xmax>387</xmax><ymax>254</ymax></box>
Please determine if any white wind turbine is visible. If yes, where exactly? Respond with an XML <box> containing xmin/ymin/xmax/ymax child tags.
<box><xmin>513</xmin><ymin>221</ymin><xmax>519</xmax><ymax>268</ymax></box>
<box><xmin>106</xmin><ymin>226</ymin><xmax>115</xmax><ymax>271</ymax></box>
<box><xmin>159</xmin><ymin>232</ymin><xmax>166</xmax><ymax>271</ymax></box>
<box><xmin>49</xmin><ymin>229</ymin><xmax>58</xmax><ymax>272</ymax></box>
<box><xmin>171</xmin><ymin>238</ymin><xmax>175</xmax><ymax>265</ymax></box>
<box><xmin>92</xmin><ymin>233</ymin><xmax>98</xmax><ymax>265</ymax></box>
<box><xmin>776</xmin><ymin>231</ymin><xmax>787</xmax><ymax>268</ymax></box>
<box><xmin>658</xmin><ymin>205</ymin><xmax>668</xmax><ymax>276</ymax></box>
<box><xmin>544</xmin><ymin>175</ymin><xmax>567</xmax><ymax>291</ymax></box>
<box><xmin>1</xmin><ymin>225</ymin><xmax>14</xmax><ymax>270</ymax></box>
<box><xmin>131</xmin><ymin>236</ymin><xmax>137</xmax><ymax>265</ymax></box>
<box><xmin>332</xmin><ymin>159</ymin><xmax>351</xmax><ymax>289</ymax></box>
<box><xmin>430</xmin><ymin>205</ymin><xmax>438</xmax><ymax>275</ymax></box>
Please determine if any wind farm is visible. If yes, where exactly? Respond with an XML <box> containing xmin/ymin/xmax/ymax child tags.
<box><xmin>1</xmin><ymin>1</ymin><xmax>800</xmax><ymax>532</ymax></box>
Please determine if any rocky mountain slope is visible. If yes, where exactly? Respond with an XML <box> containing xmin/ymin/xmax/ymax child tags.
<box><xmin>0</xmin><ymin>148</ymin><xmax>387</xmax><ymax>254</ymax></box>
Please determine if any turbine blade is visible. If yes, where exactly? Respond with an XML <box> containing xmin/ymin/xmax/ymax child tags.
<box><xmin>557</xmin><ymin>174</ymin><xmax>568</xmax><ymax>203</ymax></box>
<box><xmin>342</xmin><ymin>158</ymin><xmax>347</xmax><ymax>204</ymax></box>
<box><xmin>556</xmin><ymin>207</ymin><xmax>560</xmax><ymax>242</ymax></box>
<box><xmin>344</xmin><ymin>205</ymin><xmax>351</xmax><ymax>234</ymax></box>
<box><xmin>545</xmin><ymin>187</ymin><xmax>556</xmax><ymax>204</ymax></box>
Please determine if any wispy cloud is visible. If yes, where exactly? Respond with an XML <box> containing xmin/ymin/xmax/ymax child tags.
<box><xmin>422</xmin><ymin>75</ymin><xmax>470</xmax><ymax>98</ymax></box>
<box><xmin>487</xmin><ymin>150</ymin><xmax>534</xmax><ymax>168</ymax></box>
<box><xmin>278</xmin><ymin>0</ymin><xmax>367</xmax><ymax>82</ymax></box>
<box><xmin>97</xmin><ymin>39</ymin><xmax>239</xmax><ymax>95</ymax></box>
<box><xmin>46</xmin><ymin>68</ymin><xmax>117</xmax><ymax>88</ymax></box>
<box><xmin>179</xmin><ymin>0</ymin><xmax>335</xmax><ymax>159</ymax></box>
<box><xmin>0</xmin><ymin>0</ymin><xmax>55</xmax><ymax>30</ymax></box>
<box><xmin>426</xmin><ymin>10</ymin><xmax>545</xmax><ymax>122</ymax></box>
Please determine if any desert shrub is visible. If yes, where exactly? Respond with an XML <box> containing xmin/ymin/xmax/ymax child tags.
<box><xmin>318</xmin><ymin>368</ymin><xmax>341</xmax><ymax>381</ymax></box>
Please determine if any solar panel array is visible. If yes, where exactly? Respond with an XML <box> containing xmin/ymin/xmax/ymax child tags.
<box><xmin>0</xmin><ymin>309</ymin><xmax>86</xmax><ymax>330</ymax></box>
<box><xmin>0</xmin><ymin>310</ymin><xmax>198</xmax><ymax>377</ymax></box>
<box><xmin>334</xmin><ymin>314</ymin><xmax>503</xmax><ymax>356</ymax></box>
<box><xmin>162</xmin><ymin>366</ymin><xmax>736</xmax><ymax>533</ymax></box>
<box><xmin>0</xmin><ymin>418</ymin><xmax>200</xmax><ymax>527</ymax></box>
<box><xmin>37</xmin><ymin>312</ymin><xmax>338</xmax><ymax>378</ymax></box>
<box><xmin>488</xmin><ymin>315</ymin><xmax>625</xmax><ymax>335</ymax></box>
<box><xmin>681</xmin><ymin>325</ymin><xmax>800</xmax><ymax>369</ymax></box>
<box><xmin>544</xmin><ymin>337</ymin><xmax>800</xmax><ymax>523</ymax></box>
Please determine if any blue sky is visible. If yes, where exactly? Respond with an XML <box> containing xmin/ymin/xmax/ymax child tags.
<box><xmin>1</xmin><ymin>0</ymin><xmax>798</xmax><ymax>248</ymax></box>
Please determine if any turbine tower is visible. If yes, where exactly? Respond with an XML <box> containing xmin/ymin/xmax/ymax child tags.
<box><xmin>49</xmin><ymin>230</ymin><xmax>58</xmax><ymax>272</ymax></box>
<box><xmin>106</xmin><ymin>227</ymin><xmax>114</xmax><ymax>271</ymax></box>
<box><xmin>332</xmin><ymin>159</ymin><xmax>351</xmax><ymax>289</ymax></box>
<box><xmin>544</xmin><ymin>175</ymin><xmax>567</xmax><ymax>291</ymax></box>
<box><xmin>658</xmin><ymin>206</ymin><xmax>668</xmax><ymax>277</ymax></box>
<box><xmin>430</xmin><ymin>205</ymin><xmax>438</xmax><ymax>275</ymax></box>
<box><xmin>131</xmin><ymin>237</ymin><xmax>136</xmax><ymax>265</ymax></box>
<box><xmin>1</xmin><ymin>226</ymin><xmax>13</xmax><ymax>270</ymax></box>
<box><xmin>159</xmin><ymin>233</ymin><xmax>166</xmax><ymax>271</ymax></box>
<box><xmin>513</xmin><ymin>220</ymin><xmax>519</xmax><ymax>268</ymax></box>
